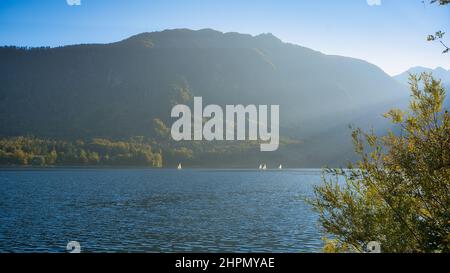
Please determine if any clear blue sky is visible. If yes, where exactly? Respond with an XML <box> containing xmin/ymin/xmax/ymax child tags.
<box><xmin>0</xmin><ymin>0</ymin><xmax>449</xmax><ymax>75</ymax></box>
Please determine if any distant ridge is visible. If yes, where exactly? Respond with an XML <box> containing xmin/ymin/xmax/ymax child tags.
<box><xmin>394</xmin><ymin>66</ymin><xmax>450</xmax><ymax>109</ymax></box>
<box><xmin>394</xmin><ymin>66</ymin><xmax>450</xmax><ymax>85</ymax></box>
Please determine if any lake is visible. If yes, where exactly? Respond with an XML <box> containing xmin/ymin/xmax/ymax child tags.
<box><xmin>0</xmin><ymin>168</ymin><xmax>324</xmax><ymax>253</ymax></box>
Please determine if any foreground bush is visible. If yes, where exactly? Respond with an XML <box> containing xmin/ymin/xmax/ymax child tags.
<box><xmin>311</xmin><ymin>73</ymin><xmax>449</xmax><ymax>253</ymax></box>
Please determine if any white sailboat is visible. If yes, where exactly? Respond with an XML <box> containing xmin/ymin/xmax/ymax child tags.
<box><xmin>259</xmin><ymin>164</ymin><xmax>262</xmax><ymax>170</ymax></box>
<box><xmin>177</xmin><ymin>163</ymin><xmax>182</xmax><ymax>170</ymax></box>
<box><xmin>278</xmin><ymin>164</ymin><xmax>283</xmax><ymax>169</ymax></box>
<box><xmin>262</xmin><ymin>164</ymin><xmax>267</xmax><ymax>170</ymax></box>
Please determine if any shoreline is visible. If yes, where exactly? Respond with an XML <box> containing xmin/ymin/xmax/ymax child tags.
<box><xmin>0</xmin><ymin>165</ymin><xmax>324</xmax><ymax>172</ymax></box>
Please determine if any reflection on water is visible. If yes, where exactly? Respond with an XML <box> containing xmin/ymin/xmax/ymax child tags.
<box><xmin>0</xmin><ymin>168</ymin><xmax>324</xmax><ymax>253</ymax></box>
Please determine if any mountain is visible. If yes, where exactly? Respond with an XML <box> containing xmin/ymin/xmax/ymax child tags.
<box><xmin>0</xmin><ymin>29</ymin><xmax>409</xmax><ymax>167</ymax></box>
<box><xmin>394</xmin><ymin>66</ymin><xmax>450</xmax><ymax>85</ymax></box>
<box><xmin>394</xmin><ymin>66</ymin><xmax>450</xmax><ymax>108</ymax></box>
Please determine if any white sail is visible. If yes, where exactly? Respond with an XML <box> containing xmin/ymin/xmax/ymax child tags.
<box><xmin>177</xmin><ymin>163</ymin><xmax>182</xmax><ymax>170</ymax></box>
<box><xmin>259</xmin><ymin>164</ymin><xmax>262</xmax><ymax>169</ymax></box>
<box><xmin>278</xmin><ymin>164</ymin><xmax>282</xmax><ymax>169</ymax></box>
<box><xmin>262</xmin><ymin>164</ymin><xmax>267</xmax><ymax>170</ymax></box>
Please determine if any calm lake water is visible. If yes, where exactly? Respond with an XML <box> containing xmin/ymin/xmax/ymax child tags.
<box><xmin>0</xmin><ymin>168</ymin><xmax>324</xmax><ymax>253</ymax></box>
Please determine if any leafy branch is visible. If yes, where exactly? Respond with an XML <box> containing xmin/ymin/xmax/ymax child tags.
<box><xmin>427</xmin><ymin>31</ymin><xmax>449</xmax><ymax>54</ymax></box>
<box><xmin>426</xmin><ymin>0</ymin><xmax>449</xmax><ymax>53</ymax></box>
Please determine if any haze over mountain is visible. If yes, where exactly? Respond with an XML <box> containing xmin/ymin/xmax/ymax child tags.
<box><xmin>0</xmin><ymin>29</ymin><xmax>409</xmax><ymax>167</ymax></box>
<box><xmin>394</xmin><ymin>66</ymin><xmax>450</xmax><ymax>85</ymax></box>
<box><xmin>394</xmin><ymin>66</ymin><xmax>450</xmax><ymax>108</ymax></box>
